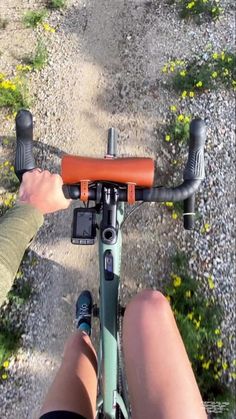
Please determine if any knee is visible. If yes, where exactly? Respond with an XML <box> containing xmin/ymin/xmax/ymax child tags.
<box><xmin>63</xmin><ymin>331</ymin><xmax>95</xmax><ymax>360</ymax></box>
<box><xmin>124</xmin><ymin>290</ymin><xmax>171</xmax><ymax>325</ymax></box>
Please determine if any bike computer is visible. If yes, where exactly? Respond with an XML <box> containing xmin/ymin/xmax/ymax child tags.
<box><xmin>71</xmin><ymin>208</ymin><xmax>96</xmax><ymax>245</ymax></box>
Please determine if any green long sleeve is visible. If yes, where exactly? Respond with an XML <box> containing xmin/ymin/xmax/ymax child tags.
<box><xmin>0</xmin><ymin>203</ymin><xmax>44</xmax><ymax>306</ymax></box>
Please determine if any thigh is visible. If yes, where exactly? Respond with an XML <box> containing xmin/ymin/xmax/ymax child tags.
<box><xmin>123</xmin><ymin>290</ymin><xmax>207</xmax><ymax>419</ymax></box>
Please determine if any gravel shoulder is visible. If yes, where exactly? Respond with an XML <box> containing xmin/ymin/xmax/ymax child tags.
<box><xmin>0</xmin><ymin>0</ymin><xmax>235</xmax><ymax>418</ymax></box>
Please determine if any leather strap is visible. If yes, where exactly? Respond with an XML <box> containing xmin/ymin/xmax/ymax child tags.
<box><xmin>127</xmin><ymin>183</ymin><xmax>136</xmax><ymax>205</ymax></box>
<box><xmin>80</xmin><ymin>180</ymin><xmax>89</xmax><ymax>202</ymax></box>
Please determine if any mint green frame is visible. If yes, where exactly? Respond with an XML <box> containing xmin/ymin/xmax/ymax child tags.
<box><xmin>96</xmin><ymin>202</ymin><xmax>130</xmax><ymax>418</ymax></box>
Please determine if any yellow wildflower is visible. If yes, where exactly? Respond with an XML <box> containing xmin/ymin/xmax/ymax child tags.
<box><xmin>211</xmin><ymin>71</ymin><xmax>218</xmax><ymax>79</ymax></box>
<box><xmin>198</xmin><ymin>354</ymin><xmax>204</xmax><ymax>361</ymax></box>
<box><xmin>162</xmin><ymin>65</ymin><xmax>168</xmax><ymax>73</ymax></box>
<box><xmin>193</xmin><ymin>319</ymin><xmax>201</xmax><ymax>329</ymax></box>
<box><xmin>214</xmin><ymin>328</ymin><xmax>221</xmax><ymax>335</ymax></box>
<box><xmin>165</xmin><ymin>202</ymin><xmax>173</xmax><ymax>207</ymax></box>
<box><xmin>0</xmin><ymin>72</ymin><xmax>5</xmax><ymax>80</ymax></box>
<box><xmin>233</xmin><ymin>359</ymin><xmax>236</xmax><ymax>367</ymax></box>
<box><xmin>42</xmin><ymin>22</ymin><xmax>56</xmax><ymax>33</ymax></box>
<box><xmin>232</xmin><ymin>80</ymin><xmax>236</xmax><ymax>88</ymax></box>
<box><xmin>227</xmin><ymin>57</ymin><xmax>232</xmax><ymax>63</ymax></box>
<box><xmin>196</xmin><ymin>81</ymin><xmax>203</xmax><ymax>88</ymax></box>
<box><xmin>189</xmin><ymin>91</ymin><xmax>195</xmax><ymax>98</ymax></box>
<box><xmin>208</xmin><ymin>276</ymin><xmax>215</xmax><ymax>290</ymax></box>
<box><xmin>185</xmin><ymin>290</ymin><xmax>191</xmax><ymax>298</ymax></box>
<box><xmin>180</xmin><ymin>70</ymin><xmax>186</xmax><ymax>77</ymax></box>
<box><xmin>170</xmin><ymin>66</ymin><xmax>175</xmax><ymax>72</ymax></box>
<box><xmin>201</xmin><ymin>222</ymin><xmax>211</xmax><ymax>234</ymax></box>
<box><xmin>0</xmin><ymin>80</ymin><xmax>16</xmax><ymax>91</ymax></box>
<box><xmin>175</xmin><ymin>60</ymin><xmax>185</xmax><ymax>66</ymax></box>
<box><xmin>230</xmin><ymin>372</ymin><xmax>236</xmax><ymax>380</ymax></box>
<box><xmin>217</xmin><ymin>339</ymin><xmax>223</xmax><ymax>349</ymax></box>
<box><xmin>172</xmin><ymin>274</ymin><xmax>182</xmax><ymax>287</ymax></box>
<box><xmin>16</xmin><ymin>64</ymin><xmax>32</xmax><ymax>72</ymax></box>
<box><xmin>184</xmin><ymin>116</ymin><xmax>190</xmax><ymax>123</ymax></box>
<box><xmin>1</xmin><ymin>373</ymin><xmax>8</xmax><ymax>380</ymax></box>
<box><xmin>186</xmin><ymin>1</ymin><xmax>195</xmax><ymax>9</ymax></box>
<box><xmin>214</xmin><ymin>373</ymin><xmax>219</xmax><ymax>380</ymax></box>
<box><xmin>223</xmin><ymin>68</ymin><xmax>229</xmax><ymax>76</ymax></box>
<box><xmin>222</xmin><ymin>362</ymin><xmax>228</xmax><ymax>371</ymax></box>
<box><xmin>181</xmin><ymin>90</ymin><xmax>187</xmax><ymax>99</ymax></box>
<box><xmin>202</xmin><ymin>0</ymin><xmax>208</xmax><ymax>3</ymax></box>
<box><xmin>165</xmin><ymin>134</ymin><xmax>171</xmax><ymax>142</ymax></box>
<box><xmin>212</xmin><ymin>52</ymin><xmax>218</xmax><ymax>59</ymax></box>
<box><xmin>221</xmin><ymin>51</ymin><xmax>225</xmax><ymax>60</ymax></box>
<box><xmin>202</xmin><ymin>360</ymin><xmax>211</xmax><ymax>370</ymax></box>
<box><xmin>177</xmin><ymin>114</ymin><xmax>184</xmax><ymax>121</ymax></box>
<box><xmin>170</xmin><ymin>105</ymin><xmax>177</xmax><ymax>112</ymax></box>
<box><xmin>3</xmin><ymin>360</ymin><xmax>9</xmax><ymax>368</ymax></box>
<box><xmin>172</xmin><ymin>212</ymin><xmax>178</xmax><ymax>220</ymax></box>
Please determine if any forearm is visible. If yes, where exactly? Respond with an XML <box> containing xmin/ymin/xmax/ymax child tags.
<box><xmin>0</xmin><ymin>203</ymin><xmax>43</xmax><ymax>306</ymax></box>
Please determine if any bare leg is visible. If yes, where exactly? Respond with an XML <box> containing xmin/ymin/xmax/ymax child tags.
<box><xmin>40</xmin><ymin>331</ymin><xmax>97</xmax><ymax>419</ymax></box>
<box><xmin>123</xmin><ymin>290</ymin><xmax>207</xmax><ymax>419</ymax></box>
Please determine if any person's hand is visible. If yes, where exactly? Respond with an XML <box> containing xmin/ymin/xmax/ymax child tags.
<box><xmin>18</xmin><ymin>169</ymin><xmax>70</xmax><ymax>215</ymax></box>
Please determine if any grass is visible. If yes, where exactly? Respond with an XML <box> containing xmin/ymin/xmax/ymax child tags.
<box><xmin>0</xmin><ymin>73</ymin><xmax>30</xmax><ymax>112</ymax></box>
<box><xmin>48</xmin><ymin>0</ymin><xmax>67</xmax><ymax>9</ymax></box>
<box><xmin>163</xmin><ymin>252</ymin><xmax>236</xmax><ymax>417</ymax></box>
<box><xmin>27</xmin><ymin>39</ymin><xmax>48</xmax><ymax>71</ymax></box>
<box><xmin>23</xmin><ymin>10</ymin><xmax>48</xmax><ymax>28</ymax></box>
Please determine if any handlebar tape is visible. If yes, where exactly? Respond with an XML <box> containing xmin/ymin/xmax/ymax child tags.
<box><xmin>182</xmin><ymin>119</ymin><xmax>206</xmax><ymax>230</ymax></box>
<box><xmin>14</xmin><ymin>109</ymin><xmax>36</xmax><ymax>181</ymax></box>
<box><xmin>183</xmin><ymin>118</ymin><xmax>206</xmax><ymax>181</ymax></box>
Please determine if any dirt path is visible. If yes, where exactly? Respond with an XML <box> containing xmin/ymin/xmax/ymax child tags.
<box><xmin>1</xmin><ymin>1</ymin><xmax>170</xmax><ymax>417</ymax></box>
<box><xmin>0</xmin><ymin>0</ymin><xmax>235</xmax><ymax>418</ymax></box>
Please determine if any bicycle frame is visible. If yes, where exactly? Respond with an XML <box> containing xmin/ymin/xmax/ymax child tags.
<box><xmin>96</xmin><ymin>201</ymin><xmax>129</xmax><ymax>418</ymax></box>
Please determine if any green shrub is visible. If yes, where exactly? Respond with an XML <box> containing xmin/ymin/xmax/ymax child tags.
<box><xmin>49</xmin><ymin>0</ymin><xmax>67</xmax><ymax>9</ymax></box>
<box><xmin>164</xmin><ymin>252</ymin><xmax>236</xmax><ymax>416</ymax></box>
<box><xmin>162</xmin><ymin>52</ymin><xmax>236</xmax><ymax>95</ymax></box>
<box><xmin>165</xmin><ymin>110</ymin><xmax>191</xmax><ymax>145</ymax></box>
<box><xmin>178</xmin><ymin>0</ymin><xmax>223</xmax><ymax>23</ymax></box>
<box><xmin>0</xmin><ymin>324</ymin><xmax>21</xmax><ymax>380</ymax></box>
<box><xmin>0</xmin><ymin>160</ymin><xmax>19</xmax><ymax>192</ymax></box>
<box><xmin>8</xmin><ymin>282</ymin><xmax>32</xmax><ymax>306</ymax></box>
<box><xmin>0</xmin><ymin>73</ymin><xmax>30</xmax><ymax>112</ymax></box>
<box><xmin>23</xmin><ymin>10</ymin><xmax>48</xmax><ymax>28</ymax></box>
<box><xmin>27</xmin><ymin>40</ymin><xmax>48</xmax><ymax>71</ymax></box>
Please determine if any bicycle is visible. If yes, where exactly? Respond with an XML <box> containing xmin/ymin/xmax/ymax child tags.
<box><xmin>14</xmin><ymin>109</ymin><xmax>206</xmax><ymax>419</ymax></box>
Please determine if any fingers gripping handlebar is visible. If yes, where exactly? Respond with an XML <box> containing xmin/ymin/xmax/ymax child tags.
<box><xmin>14</xmin><ymin>110</ymin><xmax>206</xmax><ymax>230</ymax></box>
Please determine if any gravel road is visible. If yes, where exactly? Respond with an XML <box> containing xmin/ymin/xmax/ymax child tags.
<box><xmin>0</xmin><ymin>0</ymin><xmax>235</xmax><ymax>418</ymax></box>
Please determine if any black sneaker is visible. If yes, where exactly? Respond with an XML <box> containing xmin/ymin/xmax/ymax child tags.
<box><xmin>76</xmin><ymin>290</ymin><xmax>92</xmax><ymax>336</ymax></box>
